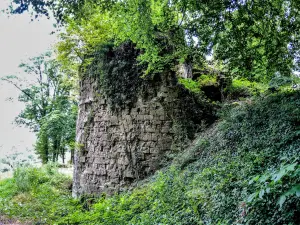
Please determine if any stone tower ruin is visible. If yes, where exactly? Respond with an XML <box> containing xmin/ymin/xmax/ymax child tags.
<box><xmin>72</xmin><ymin>43</ymin><xmax>214</xmax><ymax>197</ymax></box>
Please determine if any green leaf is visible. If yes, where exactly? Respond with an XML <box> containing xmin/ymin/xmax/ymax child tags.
<box><xmin>277</xmin><ymin>195</ymin><xmax>286</xmax><ymax>208</ymax></box>
<box><xmin>258</xmin><ymin>174</ymin><xmax>270</xmax><ymax>183</ymax></box>
<box><xmin>285</xmin><ymin>163</ymin><xmax>297</xmax><ymax>172</ymax></box>
<box><xmin>249</xmin><ymin>175</ymin><xmax>260</xmax><ymax>184</ymax></box>
<box><xmin>285</xmin><ymin>185</ymin><xmax>300</xmax><ymax>197</ymax></box>
<box><xmin>272</xmin><ymin>169</ymin><xmax>286</xmax><ymax>182</ymax></box>
<box><xmin>247</xmin><ymin>192</ymin><xmax>258</xmax><ymax>203</ymax></box>
<box><xmin>259</xmin><ymin>189</ymin><xmax>265</xmax><ymax>199</ymax></box>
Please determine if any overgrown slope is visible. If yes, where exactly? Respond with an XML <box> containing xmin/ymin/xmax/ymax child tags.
<box><xmin>0</xmin><ymin>91</ymin><xmax>299</xmax><ymax>225</ymax></box>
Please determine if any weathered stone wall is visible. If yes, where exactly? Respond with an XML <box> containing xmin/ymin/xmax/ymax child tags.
<box><xmin>73</xmin><ymin>74</ymin><xmax>188</xmax><ymax>196</ymax></box>
<box><xmin>72</xmin><ymin>43</ymin><xmax>215</xmax><ymax>197</ymax></box>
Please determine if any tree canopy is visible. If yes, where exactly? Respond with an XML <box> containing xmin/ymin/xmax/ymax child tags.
<box><xmin>10</xmin><ymin>0</ymin><xmax>300</xmax><ymax>81</ymax></box>
<box><xmin>1</xmin><ymin>53</ymin><xmax>77</xmax><ymax>163</ymax></box>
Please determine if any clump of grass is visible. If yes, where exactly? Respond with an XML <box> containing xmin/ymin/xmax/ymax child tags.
<box><xmin>0</xmin><ymin>164</ymin><xmax>76</xmax><ymax>224</ymax></box>
<box><xmin>0</xmin><ymin>91</ymin><xmax>299</xmax><ymax>225</ymax></box>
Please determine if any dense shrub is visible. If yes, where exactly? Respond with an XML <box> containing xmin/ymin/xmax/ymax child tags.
<box><xmin>0</xmin><ymin>164</ymin><xmax>76</xmax><ymax>224</ymax></box>
<box><xmin>184</xmin><ymin>90</ymin><xmax>300</xmax><ymax>224</ymax></box>
<box><xmin>0</xmin><ymin>91</ymin><xmax>299</xmax><ymax>224</ymax></box>
<box><xmin>61</xmin><ymin>91</ymin><xmax>299</xmax><ymax>225</ymax></box>
<box><xmin>225</xmin><ymin>78</ymin><xmax>268</xmax><ymax>99</ymax></box>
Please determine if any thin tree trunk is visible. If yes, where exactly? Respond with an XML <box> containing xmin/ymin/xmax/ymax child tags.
<box><xmin>71</xmin><ymin>149</ymin><xmax>74</xmax><ymax>164</ymax></box>
<box><xmin>44</xmin><ymin>138</ymin><xmax>49</xmax><ymax>163</ymax></box>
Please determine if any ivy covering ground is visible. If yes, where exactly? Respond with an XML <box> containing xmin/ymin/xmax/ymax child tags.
<box><xmin>0</xmin><ymin>90</ymin><xmax>299</xmax><ymax>225</ymax></box>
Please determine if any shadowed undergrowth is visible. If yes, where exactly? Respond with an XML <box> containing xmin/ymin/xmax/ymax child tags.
<box><xmin>0</xmin><ymin>91</ymin><xmax>299</xmax><ymax>225</ymax></box>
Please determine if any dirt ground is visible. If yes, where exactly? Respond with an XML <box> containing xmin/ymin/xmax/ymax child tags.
<box><xmin>0</xmin><ymin>214</ymin><xmax>33</xmax><ymax>225</ymax></box>
<box><xmin>0</xmin><ymin>215</ymin><xmax>28</xmax><ymax>225</ymax></box>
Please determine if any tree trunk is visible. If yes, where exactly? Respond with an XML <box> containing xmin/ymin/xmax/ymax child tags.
<box><xmin>71</xmin><ymin>148</ymin><xmax>74</xmax><ymax>164</ymax></box>
<box><xmin>44</xmin><ymin>138</ymin><xmax>49</xmax><ymax>163</ymax></box>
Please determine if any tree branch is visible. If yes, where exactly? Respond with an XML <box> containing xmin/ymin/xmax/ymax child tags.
<box><xmin>1</xmin><ymin>77</ymin><xmax>44</xmax><ymax>112</ymax></box>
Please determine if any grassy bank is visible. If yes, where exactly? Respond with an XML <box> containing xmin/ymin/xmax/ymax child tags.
<box><xmin>0</xmin><ymin>91</ymin><xmax>299</xmax><ymax>225</ymax></box>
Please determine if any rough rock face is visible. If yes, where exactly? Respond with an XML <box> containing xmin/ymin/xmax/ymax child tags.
<box><xmin>72</xmin><ymin>44</ymin><xmax>214</xmax><ymax>197</ymax></box>
<box><xmin>73</xmin><ymin>75</ymin><xmax>183</xmax><ymax>196</ymax></box>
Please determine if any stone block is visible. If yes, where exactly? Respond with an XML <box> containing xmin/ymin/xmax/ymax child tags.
<box><xmin>140</xmin><ymin>133</ymin><xmax>151</xmax><ymax>141</ymax></box>
<box><xmin>80</xmin><ymin>157</ymin><xmax>86</xmax><ymax>163</ymax></box>
<box><xmin>94</xmin><ymin>157</ymin><xmax>104</xmax><ymax>164</ymax></box>
<box><xmin>144</xmin><ymin>153</ymin><xmax>153</xmax><ymax>161</ymax></box>
<box><xmin>101</xmin><ymin>134</ymin><xmax>111</xmax><ymax>141</ymax></box>
<box><xmin>94</xmin><ymin>116</ymin><xmax>102</xmax><ymax>122</ymax></box>
<box><xmin>124</xmin><ymin>170</ymin><xmax>134</xmax><ymax>178</ymax></box>
<box><xmin>95</xmin><ymin>169</ymin><xmax>107</xmax><ymax>176</ymax></box>
<box><xmin>85</xmin><ymin>168</ymin><xmax>94</xmax><ymax>175</ymax></box>
<box><xmin>100</xmin><ymin>141</ymin><xmax>108</xmax><ymax>147</ymax></box>
<box><xmin>117</xmin><ymin>157</ymin><xmax>124</xmax><ymax>165</ymax></box>
<box><xmin>160</xmin><ymin>115</ymin><xmax>166</xmax><ymax>120</ymax></box>
<box><xmin>102</xmin><ymin>115</ymin><xmax>110</xmax><ymax>121</ymax></box>
<box><xmin>136</xmin><ymin>115</ymin><xmax>144</xmax><ymax>121</ymax></box>
<box><xmin>141</xmin><ymin>147</ymin><xmax>150</xmax><ymax>154</ymax></box>
<box><xmin>149</xmin><ymin>110</ymin><xmax>157</xmax><ymax>115</ymax></box>
<box><xmin>110</xmin><ymin>116</ymin><xmax>119</xmax><ymax>125</ymax></box>
<box><xmin>123</xmin><ymin>157</ymin><xmax>130</xmax><ymax>165</ymax></box>
<box><xmin>146</xmin><ymin>126</ymin><xmax>155</xmax><ymax>133</ymax></box>
<box><xmin>99</xmin><ymin>126</ymin><xmax>106</xmax><ymax>132</ymax></box>
<box><xmin>122</xmin><ymin>108</ymin><xmax>130</xmax><ymax>115</ymax></box>
<box><xmin>144</xmin><ymin>115</ymin><xmax>154</xmax><ymax>121</ymax></box>
<box><xmin>151</xmin><ymin>133</ymin><xmax>158</xmax><ymax>141</ymax></box>
<box><xmin>124</xmin><ymin>115</ymin><xmax>132</xmax><ymax>121</ymax></box>
<box><xmin>119</xmin><ymin>134</ymin><xmax>126</xmax><ymax>141</ymax></box>
<box><xmin>156</xmin><ymin>109</ymin><xmax>165</xmax><ymax>116</ymax></box>
<box><xmin>110</xmin><ymin>172</ymin><xmax>120</xmax><ymax>179</ymax></box>
<box><xmin>99</xmin><ymin>99</ymin><xmax>106</xmax><ymax>105</ymax></box>
<box><xmin>162</xmin><ymin>136</ymin><xmax>173</xmax><ymax>145</ymax></box>
<box><xmin>149</xmin><ymin>141</ymin><xmax>156</xmax><ymax>148</ymax></box>
<box><xmin>150</xmin><ymin>148</ymin><xmax>159</xmax><ymax>154</ymax></box>
<box><xmin>160</xmin><ymin>87</ymin><xmax>169</xmax><ymax>93</ymax></box>
<box><xmin>88</xmin><ymin>157</ymin><xmax>94</xmax><ymax>163</ymax></box>
<box><xmin>153</xmin><ymin>118</ymin><xmax>162</xmax><ymax>125</ymax></box>
<box><xmin>125</xmin><ymin>124</ymin><xmax>134</xmax><ymax>132</ymax></box>
<box><xmin>126</xmin><ymin>133</ymin><xmax>136</xmax><ymax>141</ymax></box>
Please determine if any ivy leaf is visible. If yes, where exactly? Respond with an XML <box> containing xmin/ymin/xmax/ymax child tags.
<box><xmin>285</xmin><ymin>163</ymin><xmax>297</xmax><ymax>172</ymax></box>
<box><xmin>272</xmin><ymin>169</ymin><xmax>286</xmax><ymax>182</ymax></box>
<box><xmin>258</xmin><ymin>174</ymin><xmax>270</xmax><ymax>183</ymax></box>
<box><xmin>259</xmin><ymin>189</ymin><xmax>265</xmax><ymax>199</ymax></box>
<box><xmin>284</xmin><ymin>185</ymin><xmax>300</xmax><ymax>197</ymax></box>
<box><xmin>249</xmin><ymin>175</ymin><xmax>260</xmax><ymax>184</ymax></box>
<box><xmin>296</xmin><ymin>187</ymin><xmax>300</xmax><ymax>197</ymax></box>
<box><xmin>277</xmin><ymin>195</ymin><xmax>286</xmax><ymax>208</ymax></box>
<box><xmin>247</xmin><ymin>192</ymin><xmax>258</xmax><ymax>203</ymax></box>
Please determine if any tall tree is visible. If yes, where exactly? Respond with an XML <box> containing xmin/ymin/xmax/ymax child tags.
<box><xmin>1</xmin><ymin>52</ymin><xmax>77</xmax><ymax>163</ymax></box>
<box><xmin>9</xmin><ymin>0</ymin><xmax>300</xmax><ymax>81</ymax></box>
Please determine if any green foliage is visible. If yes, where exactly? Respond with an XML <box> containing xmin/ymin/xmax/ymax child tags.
<box><xmin>248</xmin><ymin>160</ymin><xmax>300</xmax><ymax>209</ymax></box>
<box><xmin>1</xmin><ymin>52</ymin><xmax>78</xmax><ymax>163</ymax></box>
<box><xmin>56</xmin><ymin>168</ymin><xmax>200</xmax><ymax>225</ymax></box>
<box><xmin>178</xmin><ymin>78</ymin><xmax>202</xmax><ymax>94</ymax></box>
<box><xmin>178</xmin><ymin>73</ymin><xmax>220</xmax><ymax>96</ymax></box>
<box><xmin>1</xmin><ymin>92</ymin><xmax>299</xmax><ymax>224</ymax></box>
<box><xmin>36</xmin><ymin>107</ymin><xmax>77</xmax><ymax>163</ymax></box>
<box><xmin>13</xmin><ymin>0</ymin><xmax>300</xmax><ymax>81</ymax></box>
<box><xmin>197</xmin><ymin>74</ymin><xmax>218</xmax><ymax>87</ymax></box>
<box><xmin>95</xmin><ymin>42</ymin><xmax>145</xmax><ymax>110</ymax></box>
<box><xmin>13</xmin><ymin>164</ymin><xmax>66</xmax><ymax>192</ymax></box>
<box><xmin>226</xmin><ymin>78</ymin><xmax>268</xmax><ymax>99</ymax></box>
<box><xmin>0</xmin><ymin>165</ymin><xmax>76</xmax><ymax>224</ymax></box>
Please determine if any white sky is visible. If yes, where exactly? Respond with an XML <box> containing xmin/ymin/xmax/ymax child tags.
<box><xmin>0</xmin><ymin>0</ymin><xmax>57</xmax><ymax>157</ymax></box>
